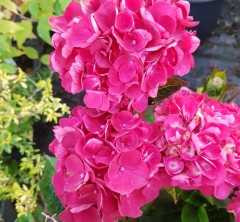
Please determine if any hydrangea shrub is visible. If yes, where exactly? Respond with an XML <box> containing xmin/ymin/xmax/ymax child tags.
<box><xmin>49</xmin><ymin>0</ymin><xmax>240</xmax><ymax>221</ymax></box>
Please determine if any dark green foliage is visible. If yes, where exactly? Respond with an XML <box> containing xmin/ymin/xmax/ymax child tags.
<box><xmin>39</xmin><ymin>156</ymin><xmax>64</xmax><ymax>215</ymax></box>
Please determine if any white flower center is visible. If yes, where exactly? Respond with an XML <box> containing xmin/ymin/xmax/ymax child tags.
<box><xmin>120</xmin><ymin>166</ymin><xmax>125</xmax><ymax>172</ymax></box>
<box><xmin>132</xmin><ymin>40</ymin><xmax>137</xmax><ymax>45</ymax></box>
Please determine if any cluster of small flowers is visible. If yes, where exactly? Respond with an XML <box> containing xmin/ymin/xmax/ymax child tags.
<box><xmin>50</xmin><ymin>0</ymin><xmax>199</xmax><ymax>112</ymax></box>
<box><xmin>49</xmin><ymin>0</ymin><xmax>240</xmax><ymax>221</ymax></box>
<box><xmin>154</xmin><ymin>87</ymin><xmax>240</xmax><ymax>200</ymax></box>
<box><xmin>50</xmin><ymin>106</ymin><xmax>170</xmax><ymax>221</ymax></box>
<box><xmin>50</xmin><ymin>87</ymin><xmax>240</xmax><ymax>221</ymax></box>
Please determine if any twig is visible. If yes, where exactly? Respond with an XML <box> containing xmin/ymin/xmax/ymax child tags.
<box><xmin>17</xmin><ymin>14</ymin><xmax>38</xmax><ymax>23</ymax></box>
<box><xmin>41</xmin><ymin>212</ymin><xmax>58</xmax><ymax>222</ymax></box>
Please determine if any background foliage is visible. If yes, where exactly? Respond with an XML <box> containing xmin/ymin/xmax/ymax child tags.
<box><xmin>0</xmin><ymin>0</ymin><xmax>71</xmax><ymax>221</ymax></box>
<box><xmin>0</xmin><ymin>0</ymin><xmax>72</xmax><ymax>65</ymax></box>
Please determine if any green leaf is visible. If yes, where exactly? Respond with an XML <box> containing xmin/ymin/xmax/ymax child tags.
<box><xmin>180</xmin><ymin>190</ymin><xmax>192</xmax><ymax>202</ymax></box>
<box><xmin>3</xmin><ymin>144</ymin><xmax>12</xmax><ymax>154</ymax></box>
<box><xmin>139</xmin><ymin>190</ymin><xmax>182</xmax><ymax>222</ymax></box>
<box><xmin>23</xmin><ymin>46</ymin><xmax>38</xmax><ymax>59</ymax></box>
<box><xmin>32</xmin><ymin>205</ymin><xmax>44</xmax><ymax>222</ymax></box>
<box><xmin>19</xmin><ymin>0</ymin><xmax>31</xmax><ymax>15</ymax></box>
<box><xmin>208</xmin><ymin>208</ymin><xmax>232</xmax><ymax>222</ymax></box>
<box><xmin>185</xmin><ymin>191</ymin><xmax>211</xmax><ymax>207</ymax></box>
<box><xmin>202</xmin><ymin>68</ymin><xmax>227</xmax><ymax>100</ymax></box>
<box><xmin>57</xmin><ymin>0</ymin><xmax>72</xmax><ymax>12</ymax></box>
<box><xmin>40</xmin><ymin>54</ymin><xmax>50</xmax><ymax>65</ymax></box>
<box><xmin>182</xmin><ymin>204</ymin><xmax>210</xmax><ymax>222</ymax></box>
<box><xmin>0</xmin><ymin>0</ymin><xmax>18</xmax><ymax>14</ymax></box>
<box><xmin>29</xmin><ymin>0</ymin><xmax>40</xmax><ymax>19</ymax></box>
<box><xmin>181</xmin><ymin>204</ymin><xmax>200</xmax><ymax>222</ymax></box>
<box><xmin>0</xmin><ymin>35</ymin><xmax>10</xmax><ymax>53</ymax></box>
<box><xmin>39</xmin><ymin>0</ymin><xmax>54</xmax><ymax>13</ymax></box>
<box><xmin>0</xmin><ymin>63</ymin><xmax>17</xmax><ymax>74</ymax></box>
<box><xmin>37</xmin><ymin>13</ymin><xmax>52</xmax><ymax>45</ymax></box>
<box><xmin>0</xmin><ymin>46</ymin><xmax>23</xmax><ymax>59</ymax></box>
<box><xmin>210</xmin><ymin>196</ymin><xmax>231</xmax><ymax>209</ymax></box>
<box><xmin>15</xmin><ymin>21</ymin><xmax>33</xmax><ymax>48</ymax></box>
<box><xmin>39</xmin><ymin>156</ymin><xmax>64</xmax><ymax>214</ymax></box>
<box><xmin>15</xmin><ymin>214</ymin><xmax>35</xmax><ymax>222</ymax></box>
<box><xmin>143</xmin><ymin>112</ymin><xmax>154</xmax><ymax>123</ymax></box>
<box><xmin>198</xmin><ymin>205</ymin><xmax>209</xmax><ymax>222</ymax></box>
<box><xmin>53</xmin><ymin>0</ymin><xmax>76</xmax><ymax>15</ymax></box>
<box><xmin>54</xmin><ymin>0</ymin><xmax>64</xmax><ymax>15</ymax></box>
<box><xmin>155</xmin><ymin>78</ymin><xmax>189</xmax><ymax>104</ymax></box>
<box><xmin>0</xmin><ymin>20</ymin><xmax>24</xmax><ymax>34</ymax></box>
<box><xmin>9</xmin><ymin>47</ymin><xmax>24</xmax><ymax>58</ymax></box>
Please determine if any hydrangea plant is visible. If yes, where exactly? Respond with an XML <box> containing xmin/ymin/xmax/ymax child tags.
<box><xmin>49</xmin><ymin>0</ymin><xmax>240</xmax><ymax>221</ymax></box>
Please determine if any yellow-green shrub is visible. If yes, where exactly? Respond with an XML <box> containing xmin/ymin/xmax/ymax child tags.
<box><xmin>0</xmin><ymin>65</ymin><xmax>69</xmax><ymax>218</ymax></box>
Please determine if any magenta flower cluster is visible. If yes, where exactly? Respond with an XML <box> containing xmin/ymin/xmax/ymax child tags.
<box><xmin>49</xmin><ymin>106</ymin><xmax>167</xmax><ymax>221</ymax></box>
<box><xmin>50</xmin><ymin>0</ymin><xmax>199</xmax><ymax>112</ymax></box>
<box><xmin>49</xmin><ymin>0</ymin><xmax>240</xmax><ymax>221</ymax></box>
<box><xmin>155</xmin><ymin>87</ymin><xmax>240</xmax><ymax>200</ymax></box>
<box><xmin>50</xmin><ymin>88</ymin><xmax>240</xmax><ymax>221</ymax></box>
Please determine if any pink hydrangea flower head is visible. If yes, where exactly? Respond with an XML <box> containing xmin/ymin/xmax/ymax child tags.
<box><xmin>50</xmin><ymin>0</ymin><xmax>200</xmax><ymax>112</ymax></box>
<box><xmin>154</xmin><ymin>87</ymin><xmax>240</xmax><ymax>199</ymax></box>
<box><xmin>50</xmin><ymin>106</ymin><xmax>163</xmax><ymax>221</ymax></box>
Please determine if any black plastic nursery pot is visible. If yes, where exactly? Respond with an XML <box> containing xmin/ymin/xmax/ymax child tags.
<box><xmin>0</xmin><ymin>201</ymin><xmax>17</xmax><ymax>222</ymax></box>
<box><xmin>189</xmin><ymin>0</ymin><xmax>224</xmax><ymax>39</ymax></box>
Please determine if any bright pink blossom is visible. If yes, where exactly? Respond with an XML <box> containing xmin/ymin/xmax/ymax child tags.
<box><xmin>50</xmin><ymin>0</ymin><xmax>200</xmax><ymax>112</ymax></box>
<box><xmin>64</xmin><ymin>154</ymin><xmax>92</xmax><ymax>192</ymax></box>
<box><xmin>154</xmin><ymin>87</ymin><xmax>240</xmax><ymax>199</ymax></box>
<box><xmin>62</xmin><ymin>14</ymin><xmax>100</xmax><ymax>48</ymax></box>
<box><xmin>105</xmin><ymin>150</ymin><xmax>150</xmax><ymax>194</ymax></box>
<box><xmin>50</xmin><ymin>106</ymin><xmax>162</xmax><ymax>221</ymax></box>
<box><xmin>49</xmin><ymin>1</ymin><xmax>83</xmax><ymax>33</ymax></box>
